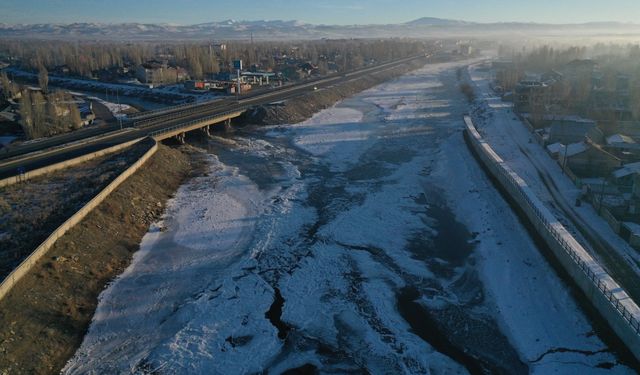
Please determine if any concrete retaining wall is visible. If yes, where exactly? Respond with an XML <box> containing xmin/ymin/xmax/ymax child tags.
<box><xmin>602</xmin><ymin>208</ymin><xmax>622</xmax><ymax>234</ymax></box>
<box><xmin>463</xmin><ymin>116</ymin><xmax>640</xmax><ymax>361</ymax></box>
<box><xmin>0</xmin><ymin>138</ymin><xmax>144</xmax><ymax>188</ymax></box>
<box><xmin>0</xmin><ymin>137</ymin><xmax>158</xmax><ymax>302</ymax></box>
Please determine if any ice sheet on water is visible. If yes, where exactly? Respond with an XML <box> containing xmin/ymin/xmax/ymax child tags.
<box><xmin>432</xmin><ymin>127</ymin><xmax>630</xmax><ymax>373</ymax></box>
<box><xmin>65</xmin><ymin>58</ymin><xmax>633</xmax><ymax>374</ymax></box>
<box><xmin>64</xmin><ymin>154</ymin><xmax>294</xmax><ymax>373</ymax></box>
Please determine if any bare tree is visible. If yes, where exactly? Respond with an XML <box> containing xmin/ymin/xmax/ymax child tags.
<box><xmin>31</xmin><ymin>91</ymin><xmax>47</xmax><ymax>137</ymax></box>
<box><xmin>19</xmin><ymin>90</ymin><xmax>34</xmax><ymax>138</ymax></box>
<box><xmin>0</xmin><ymin>72</ymin><xmax>12</xmax><ymax>100</ymax></box>
<box><xmin>38</xmin><ymin>65</ymin><xmax>49</xmax><ymax>93</ymax></box>
<box><xmin>68</xmin><ymin>95</ymin><xmax>82</xmax><ymax>129</ymax></box>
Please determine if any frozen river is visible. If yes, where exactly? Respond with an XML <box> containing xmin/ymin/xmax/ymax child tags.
<box><xmin>64</xmin><ymin>61</ymin><xmax>633</xmax><ymax>374</ymax></box>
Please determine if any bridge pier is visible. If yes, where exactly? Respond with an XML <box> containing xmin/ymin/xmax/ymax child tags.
<box><xmin>201</xmin><ymin>125</ymin><xmax>211</xmax><ymax>137</ymax></box>
<box><xmin>175</xmin><ymin>133</ymin><xmax>186</xmax><ymax>144</ymax></box>
<box><xmin>224</xmin><ymin>119</ymin><xmax>232</xmax><ymax>133</ymax></box>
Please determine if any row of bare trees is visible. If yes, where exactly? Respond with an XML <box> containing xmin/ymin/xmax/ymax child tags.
<box><xmin>0</xmin><ymin>39</ymin><xmax>427</xmax><ymax>80</ymax></box>
<box><xmin>19</xmin><ymin>90</ymin><xmax>81</xmax><ymax>139</ymax></box>
<box><xmin>497</xmin><ymin>43</ymin><xmax>640</xmax><ymax>121</ymax></box>
<box><xmin>0</xmin><ymin>71</ymin><xmax>19</xmax><ymax>100</ymax></box>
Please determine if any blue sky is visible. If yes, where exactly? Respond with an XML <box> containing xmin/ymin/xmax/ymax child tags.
<box><xmin>2</xmin><ymin>0</ymin><xmax>639</xmax><ymax>25</ymax></box>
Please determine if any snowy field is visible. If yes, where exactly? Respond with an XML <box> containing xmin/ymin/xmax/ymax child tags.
<box><xmin>87</xmin><ymin>96</ymin><xmax>132</xmax><ymax>118</ymax></box>
<box><xmin>65</xmin><ymin>60</ymin><xmax>634</xmax><ymax>374</ymax></box>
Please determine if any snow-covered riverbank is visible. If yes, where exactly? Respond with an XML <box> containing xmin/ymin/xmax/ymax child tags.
<box><xmin>65</xmin><ymin>60</ymin><xmax>633</xmax><ymax>374</ymax></box>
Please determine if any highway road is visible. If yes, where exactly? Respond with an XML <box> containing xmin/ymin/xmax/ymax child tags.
<box><xmin>0</xmin><ymin>54</ymin><xmax>430</xmax><ymax>180</ymax></box>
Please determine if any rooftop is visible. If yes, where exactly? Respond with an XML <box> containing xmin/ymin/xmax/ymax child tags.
<box><xmin>613</xmin><ymin>161</ymin><xmax>640</xmax><ymax>179</ymax></box>
<box><xmin>623</xmin><ymin>222</ymin><xmax>640</xmax><ymax>236</ymax></box>
<box><xmin>565</xmin><ymin>142</ymin><xmax>589</xmax><ymax>157</ymax></box>
<box><xmin>607</xmin><ymin>134</ymin><xmax>636</xmax><ymax>145</ymax></box>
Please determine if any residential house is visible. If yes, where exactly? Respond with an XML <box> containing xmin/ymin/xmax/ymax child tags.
<box><xmin>185</xmin><ymin>80</ymin><xmax>211</xmax><ymax>91</ymax></box>
<box><xmin>298</xmin><ymin>62</ymin><xmax>319</xmax><ymax>77</ymax></box>
<box><xmin>136</xmin><ymin>61</ymin><xmax>189</xmax><ymax>85</ymax></box>
<box><xmin>607</xmin><ymin>121</ymin><xmax>640</xmax><ymax>140</ymax></box>
<box><xmin>78</xmin><ymin>100</ymin><xmax>95</xmax><ymax>126</ymax></box>
<box><xmin>605</xmin><ymin>134</ymin><xmax>640</xmax><ymax>161</ymax></box>
<box><xmin>559</xmin><ymin>140</ymin><xmax>622</xmax><ymax>177</ymax></box>
<box><xmin>213</xmin><ymin>43</ymin><xmax>227</xmax><ymax>53</ymax></box>
<box><xmin>514</xmin><ymin>80</ymin><xmax>550</xmax><ymax>113</ymax></box>
<box><xmin>458</xmin><ymin>43</ymin><xmax>473</xmax><ymax>56</ymax></box>
<box><xmin>227</xmin><ymin>83</ymin><xmax>252</xmax><ymax>95</ymax></box>
<box><xmin>546</xmin><ymin>142</ymin><xmax>566</xmax><ymax>159</ymax></box>
<box><xmin>612</xmin><ymin>161</ymin><xmax>640</xmax><ymax>192</ymax></box>
<box><xmin>184</xmin><ymin>80</ymin><xmax>226</xmax><ymax>91</ymax></box>
<box><xmin>547</xmin><ymin>115</ymin><xmax>601</xmax><ymax>144</ymax></box>
<box><xmin>561</xmin><ymin>59</ymin><xmax>599</xmax><ymax>81</ymax></box>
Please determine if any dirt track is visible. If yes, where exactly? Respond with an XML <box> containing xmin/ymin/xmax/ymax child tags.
<box><xmin>0</xmin><ymin>145</ymin><xmax>199</xmax><ymax>374</ymax></box>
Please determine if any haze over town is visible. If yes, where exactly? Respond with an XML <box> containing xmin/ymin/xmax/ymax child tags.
<box><xmin>2</xmin><ymin>0</ymin><xmax>640</xmax><ymax>25</ymax></box>
<box><xmin>1</xmin><ymin>1</ymin><xmax>640</xmax><ymax>374</ymax></box>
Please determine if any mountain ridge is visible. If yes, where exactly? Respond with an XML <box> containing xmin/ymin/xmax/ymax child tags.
<box><xmin>0</xmin><ymin>18</ymin><xmax>639</xmax><ymax>40</ymax></box>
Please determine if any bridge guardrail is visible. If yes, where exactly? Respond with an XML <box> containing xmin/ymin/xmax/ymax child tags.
<box><xmin>147</xmin><ymin>109</ymin><xmax>244</xmax><ymax>138</ymax></box>
<box><xmin>127</xmin><ymin>100</ymin><xmax>210</xmax><ymax>120</ymax></box>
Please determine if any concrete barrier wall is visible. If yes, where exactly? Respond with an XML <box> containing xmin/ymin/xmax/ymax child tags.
<box><xmin>0</xmin><ymin>137</ymin><xmax>158</xmax><ymax>302</ymax></box>
<box><xmin>463</xmin><ymin>116</ymin><xmax>640</xmax><ymax>361</ymax></box>
<box><xmin>0</xmin><ymin>138</ymin><xmax>144</xmax><ymax>188</ymax></box>
<box><xmin>602</xmin><ymin>208</ymin><xmax>622</xmax><ymax>234</ymax></box>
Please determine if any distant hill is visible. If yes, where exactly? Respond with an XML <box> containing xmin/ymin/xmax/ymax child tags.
<box><xmin>405</xmin><ymin>17</ymin><xmax>475</xmax><ymax>26</ymax></box>
<box><xmin>0</xmin><ymin>18</ymin><xmax>639</xmax><ymax>40</ymax></box>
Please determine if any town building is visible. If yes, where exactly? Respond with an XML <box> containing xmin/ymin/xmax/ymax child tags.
<box><xmin>514</xmin><ymin>80</ymin><xmax>550</xmax><ymax>113</ymax></box>
<box><xmin>612</xmin><ymin>162</ymin><xmax>640</xmax><ymax>193</ymax></box>
<box><xmin>241</xmin><ymin>72</ymin><xmax>277</xmax><ymax>86</ymax></box>
<box><xmin>458</xmin><ymin>43</ymin><xmax>473</xmax><ymax>56</ymax></box>
<box><xmin>547</xmin><ymin>115</ymin><xmax>600</xmax><ymax>144</ymax></box>
<box><xmin>136</xmin><ymin>61</ymin><xmax>189</xmax><ymax>85</ymax></box>
<box><xmin>184</xmin><ymin>80</ymin><xmax>227</xmax><ymax>92</ymax></box>
<box><xmin>559</xmin><ymin>140</ymin><xmax>622</xmax><ymax>177</ymax></box>
<box><xmin>605</xmin><ymin>134</ymin><xmax>640</xmax><ymax>161</ymax></box>
<box><xmin>78</xmin><ymin>100</ymin><xmax>96</xmax><ymax>126</ymax></box>
<box><xmin>213</xmin><ymin>43</ymin><xmax>227</xmax><ymax>53</ymax></box>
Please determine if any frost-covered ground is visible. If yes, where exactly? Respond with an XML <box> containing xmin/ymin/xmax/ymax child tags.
<box><xmin>0</xmin><ymin>136</ymin><xmax>16</xmax><ymax>147</ymax></box>
<box><xmin>86</xmin><ymin>96</ymin><xmax>132</xmax><ymax>119</ymax></box>
<box><xmin>65</xmin><ymin>60</ymin><xmax>633</xmax><ymax>374</ymax></box>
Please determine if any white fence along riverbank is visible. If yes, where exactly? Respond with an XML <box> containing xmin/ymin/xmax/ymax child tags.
<box><xmin>464</xmin><ymin>116</ymin><xmax>640</xmax><ymax>361</ymax></box>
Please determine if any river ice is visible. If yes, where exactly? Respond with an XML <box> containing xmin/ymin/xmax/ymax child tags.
<box><xmin>64</xmin><ymin>60</ymin><xmax>634</xmax><ymax>374</ymax></box>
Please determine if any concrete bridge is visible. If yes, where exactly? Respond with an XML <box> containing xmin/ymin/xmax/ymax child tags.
<box><xmin>0</xmin><ymin>54</ymin><xmax>431</xmax><ymax>184</ymax></box>
<box><xmin>149</xmin><ymin>110</ymin><xmax>244</xmax><ymax>142</ymax></box>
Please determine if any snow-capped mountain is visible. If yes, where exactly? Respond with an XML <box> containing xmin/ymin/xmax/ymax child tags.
<box><xmin>0</xmin><ymin>18</ymin><xmax>638</xmax><ymax>40</ymax></box>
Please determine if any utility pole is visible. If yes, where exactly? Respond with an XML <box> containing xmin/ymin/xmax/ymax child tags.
<box><xmin>598</xmin><ymin>177</ymin><xmax>607</xmax><ymax>214</ymax></box>
<box><xmin>237</xmin><ymin>68</ymin><xmax>241</xmax><ymax>101</ymax></box>
<box><xmin>234</xmin><ymin>59</ymin><xmax>243</xmax><ymax>102</ymax></box>
<box><xmin>116</xmin><ymin>88</ymin><xmax>122</xmax><ymax>130</ymax></box>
